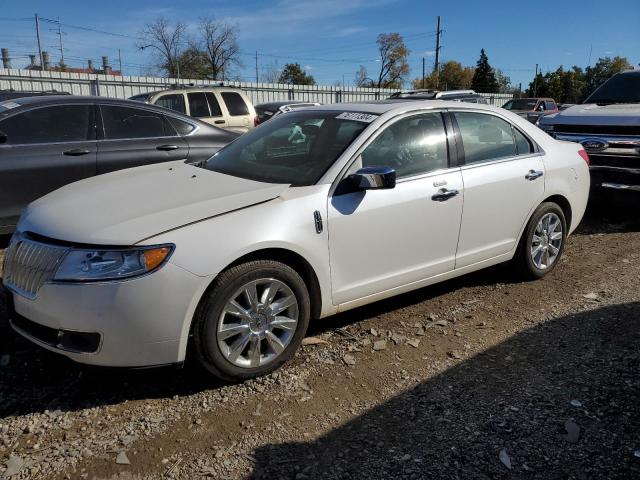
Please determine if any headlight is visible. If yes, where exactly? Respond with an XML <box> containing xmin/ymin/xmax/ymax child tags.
<box><xmin>54</xmin><ymin>245</ymin><xmax>173</xmax><ymax>282</ymax></box>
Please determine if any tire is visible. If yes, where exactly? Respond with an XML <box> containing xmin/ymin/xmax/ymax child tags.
<box><xmin>515</xmin><ymin>202</ymin><xmax>567</xmax><ymax>280</ymax></box>
<box><xmin>192</xmin><ymin>260</ymin><xmax>310</xmax><ymax>382</ymax></box>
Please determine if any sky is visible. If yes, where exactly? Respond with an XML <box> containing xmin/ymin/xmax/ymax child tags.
<box><xmin>0</xmin><ymin>0</ymin><xmax>638</xmax><ymax>88</ymax></box>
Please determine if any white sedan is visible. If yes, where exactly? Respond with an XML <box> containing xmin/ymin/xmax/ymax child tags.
<box><xmin>2</xmin><ymin>101</ymin><xmax>590</xmax><ymax>381</ymax></box>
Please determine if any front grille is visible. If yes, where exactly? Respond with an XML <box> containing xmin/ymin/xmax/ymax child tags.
<box><xmin>3</xmin><ymin>238</ymin><xmax>68</xmax><ymax>298</ymax></box>
<box><xmin>555</xmin><ymin>124</ymin><xmax>640</xmax><ymax>136</ymax></box>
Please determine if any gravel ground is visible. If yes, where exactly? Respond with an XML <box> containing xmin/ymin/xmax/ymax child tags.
<box><xmin>1</xmin><ymin>195</ymin><xmax>639</xmax><ymax>480</ymax></box>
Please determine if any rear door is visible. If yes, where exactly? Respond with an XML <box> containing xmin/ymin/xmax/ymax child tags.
<box><xmin>0</xmin><ymin>103</ymin><xmax>96</xmax><ymax>230</ymax></box>
<box><xmin>96</xmin><ymin>104</ymin><xmax>188</xmax><ymax>174</ymax></box>
<box><xmin>451</xmin><ymin>110</ymin><xmax>544</xmax><ymax>268</ymax></box>
<box><xmin>186</xmin><ymin>91</ymin><xmax>228</xmax><ymax>129</ymax></box>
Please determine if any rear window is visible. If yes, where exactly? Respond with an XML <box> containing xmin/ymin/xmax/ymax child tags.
<box><xmin>167</xmin><ymin>116</ymin><xmax>196</xmax><ymax>135</ymax></box>
<box><xmin>221</xmin><ymin>92</ymin><xmax>250</xmax><ymax>116</ymax></box>
<box><xmin>101</xmin><ymin>105</ymin><xmax>174</xmax><ymax>139</ymax></box>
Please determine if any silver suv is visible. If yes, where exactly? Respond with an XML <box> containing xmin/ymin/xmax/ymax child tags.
<box><xmin>131</xmin><ymin>85</ymin><xmax>257</xmax><ymax>133</ymax></box>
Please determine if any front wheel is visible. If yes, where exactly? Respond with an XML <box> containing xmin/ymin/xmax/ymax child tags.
<box><xmin>192</xmin><ymin>260</ymin><xmax>310</xmax><ymax>382</ymax></box>
<box><xmin>515</xmin><ymin>202</ymin><xmax>567</xmax><ymax>280</ymax></box>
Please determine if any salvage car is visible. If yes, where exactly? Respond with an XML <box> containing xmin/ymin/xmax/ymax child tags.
<box><xmin>3</xmin><ymin>101</ymin><xmax>590</xmax><ymax>381</ymax></box>
<box><xmin>255</xmin><ymin>101</ymin><xmax>321</xmax><ymax>125</ymax></box>
<box><xmin>0</xmin><ymin>95</ymin><xmax>238</xmax><ymax>234</ymax></box>
<box><xmin>537</xmin><ymin>69</ymin><xmax>640</xmax><ymax>192</ymax></box>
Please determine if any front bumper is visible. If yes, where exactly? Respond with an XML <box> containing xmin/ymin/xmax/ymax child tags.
<box><xmin>5</xmin><ymin>261</ymin><xmax>207</xmax><ymax>367</ymax></box>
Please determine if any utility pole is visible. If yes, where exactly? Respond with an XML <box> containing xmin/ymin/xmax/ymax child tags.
<box><xmin>533</xmin><ymin>63</ymin><xmax>539</xmax><ymax>97</ymax></box>
<box><xmin>434</xmin><ymin>15</ymin><xmax>442</xmax><ymax>88</ymax></box>
<box><xmin>118</xmin><ymin>48</ymin><xmax>123</xmax><ymax>74</ymax></box>
<box><xmin>55</xmin><ymin>17</ymin><xmax>65</xmax><ymax>65</ymax></box>
<box><xmin>255</xmin><ymin>51</ymin><xmax>259</xmax><ymax>83</ymax></box>
<box><xmin>35</xmin><ymin>14</ymin><xmax>44</xmax><ymax>70</ymax></box>
<box><xmin>422</xmin><ymin>57</ymin><xmax>425</xmax><ymax>89</ymax></box>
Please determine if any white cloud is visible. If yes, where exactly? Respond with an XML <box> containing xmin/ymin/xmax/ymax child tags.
<box><xmin>333</xmin><ymin>26</ymin><xmax>367</xmax><ymax>38</ymax></box>
<box><xmin>304</xmin><ymin>65</ymin><xmax>313</xmax><ymax>70</ymax></box>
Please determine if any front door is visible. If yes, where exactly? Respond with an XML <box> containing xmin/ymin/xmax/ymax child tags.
<box><xmin>0</xmin><ymin>104</ymin><xmax>96</xmax><ymax>230</ymax></box>
<box><xmin>328</xmin><ymin>112</ymin><xmax>463</xmax><ymax>305</ymax></box>
<box><xmin>452</xmin><ymin>111</ymin><xmax>545</xmax><ymax>268</ymax></box>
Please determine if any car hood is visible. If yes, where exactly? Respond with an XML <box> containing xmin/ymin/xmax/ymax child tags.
<box><xmin>541</xmin><ymin>103</ymin><xmax>640</xmax><ymax>125</ymax></box>
<box><xmin>18</xmin><ymin>161</ymin><xmax>289</xmax><ymax>245</ymax></box>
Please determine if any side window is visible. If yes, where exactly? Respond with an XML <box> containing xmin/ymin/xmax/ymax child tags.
<box><xmin>155</xmin><ymin>94</ymin><xmax>186</xmax><ymax>114</ymax></box>
<box><xmin>361</xmin><ymin>113</ymin><xmax>448</xmax><ymax>179</ymax></box>
<box><xmin>205</xmin><ymin>92</ymin><xmax>223</xmax><ymax>117</ymax></box>
<box><xmin>187</xmin><ymin>92</ymin><xmax>210</xmax><ymax>117</ymax></box>
<box><xmin>544</xmin><ymin>100</ymin><xmax>556</xmax><ymax>110</ymax></box>
<box><xmin>0</xmin><ymin>105</ymin><xmax>91</xmax><ymax>144</ymax></box>
<box><xmin>454</xmin><ymin>112</ymin><xmax>517</xmax><ymax>164</ymax></box>
<box><xmin>221</xmin><ymin>92</ymin><xmax>250</xmax><ymax>116</ymax></box>
<box><xmin>513</xmin><ymin>127</ymin><xmax>533</xmax><ymax>155</ymax></box>
<box><xmin>101</xmin><ymin>106</ymin><xmax>172</xmax><ymax>139</ymax></box>
<box><xmin>167</xmin><ymin>116</ymin><xmax>196</xmax><ymax>136</ymax></box>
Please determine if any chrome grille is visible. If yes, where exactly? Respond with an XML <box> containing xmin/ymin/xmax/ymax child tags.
<box><xmin>3</xmin><ymin>238</ymin><xmax>68</xmax><ymax>298</ymax></box>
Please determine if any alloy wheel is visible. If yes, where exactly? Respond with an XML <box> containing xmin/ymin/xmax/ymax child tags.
<box><xmin>217</xmin><ymin>278</ymin><xmax>299</xmax><ymax>368</ymax></box>
<box><xmin>530</xmin><ymin>212</ymin><xmax>563</xmax><ymax>270</ymax></box>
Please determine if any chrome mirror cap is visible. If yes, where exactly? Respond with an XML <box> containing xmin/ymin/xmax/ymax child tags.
<box><xmin>350</xmin><ymin>166</ymin><xmax>396</xmax><ymax>190</ymax></box>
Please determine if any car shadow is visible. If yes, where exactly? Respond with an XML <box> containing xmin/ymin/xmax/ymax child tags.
<box><xmin>250</xmin><ymin>302</ymin><xmax>640</xmax><ymax>479</ymax></box>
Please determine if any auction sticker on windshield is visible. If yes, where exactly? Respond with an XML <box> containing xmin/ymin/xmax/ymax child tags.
<box><xmin>335</xmin><ymin>112</ymin><xmax>379</xmax><ymax>123</ymax></box>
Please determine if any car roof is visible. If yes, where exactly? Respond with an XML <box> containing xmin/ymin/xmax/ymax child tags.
<box><xmin>310</xmin><ymin>100</ymin><xmax>499</xmax><ymax>115</ymax></box>
<box><xmin>0</xmin><ymin>95</ymin><xmax>223</xmax><ymax>129</ymax></box>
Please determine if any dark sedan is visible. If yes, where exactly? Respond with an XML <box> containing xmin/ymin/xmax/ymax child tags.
<box><xmin>0</xmin><ymin>96</ymin><xmax>238</xmax><ymax>234</ymax></box>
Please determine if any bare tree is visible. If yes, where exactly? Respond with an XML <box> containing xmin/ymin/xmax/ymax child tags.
<box><xmin>261</xmin><ymin>60</ymin><xmax>281</xmax><ymax>83</ymax></box>
<box><xmin>375</xmin><ymin>33</ymin><xmax>410</xmax><ymax>88</ymax></box>
<box><xmin>138</xmin><ymin>17</ymin><xmax>186</xmax><ymax>78</ymax></box>
<box><xmin>355</xmin><ymin>65</ymin><xmax>373</xmax><ymax>87</ymax></box>
<box><xmin>198</xmin><ymin>17</ymin><xmax>241</xmax><ymax>80</ymax></box>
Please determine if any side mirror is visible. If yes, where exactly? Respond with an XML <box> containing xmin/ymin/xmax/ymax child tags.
<box><xmin>349</xmin><ymin>166</ymin><xmax>396</xmax><ymax>190</ymax></box>
<box><xmin>0</xmin><ymin>130</ymin><xmax>7</xmax><ymax>144</ymax></box>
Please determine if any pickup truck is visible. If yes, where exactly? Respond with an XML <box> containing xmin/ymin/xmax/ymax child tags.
<box><xmin>538</xmin><ymin>70</ymin><xmax>640</xmax><ymax>192</ymax></box>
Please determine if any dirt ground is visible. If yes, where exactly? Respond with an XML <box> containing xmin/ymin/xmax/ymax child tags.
<box><xmin>1</xmin><ymin>194</ymin><xmax>639</xmax><ymax>480</ymax></box>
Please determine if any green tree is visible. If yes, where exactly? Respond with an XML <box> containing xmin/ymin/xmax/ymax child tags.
<box><xmin>278</xmin><ymin>63</ymin><xmax>316</xmax><ymax>85</ymax></box>
<box><xmin>471</xmin><ymin>49</ymin><xmax>499</xmax><ymax>93</ymax></box>
<box><xmin>412</xmin><ymin>60</ymin><xmax>474</xmax><ymax>90</ymax></box>
<box><xmin>494</xmin><ymin>69</ymin><xmax>514</xmax><ymax>94</ymax></box>
<box><xmin>177</xmin><ymin>46</ymin><xmax>211</xmax><ymax>79</ymax></box>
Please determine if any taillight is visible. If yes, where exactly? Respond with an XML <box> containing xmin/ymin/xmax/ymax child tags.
<box><xmin>577</xmin><ymin>149</ymin><xmax>590</xmax><ymax>165</ymax></box>
<box><xmin>253</xmin><ymin>115</ymin><xmax>259</xmax><ymax>127</ymax></box>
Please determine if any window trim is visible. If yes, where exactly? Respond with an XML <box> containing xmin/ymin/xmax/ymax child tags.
<box><xmin>330</xmin><ymin>109</ymin><xmax>457</xmax><ymax>194</ymax></box>
<box><xmin>204</xmin><ymin>92</ymin><xmax>224</xmax><ymax>118</ymax></box>
<box><xmin>97</xmin><ymin>104</ymin><xmax>182</xmax><ymax>141</ymax></box>
<box><xmin>448</xmin><ymin>109</ymin><xmax>542</xmax><ymax>169</ymax></box>
<box><xmin>0</xmin><ymin>102</ymin><xmax>96</xmax><ymax>146</ymax></box>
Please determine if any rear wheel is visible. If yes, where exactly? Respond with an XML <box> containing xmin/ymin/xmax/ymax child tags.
<box><xmin>515</xmin><ymin>202</ymin><xmax>567</xmax><ymax>279</ymax></box>
<box><xmin>193</xmin><ymin>260</ymin><xmax>310</xmax><ymax>381</ymax></box>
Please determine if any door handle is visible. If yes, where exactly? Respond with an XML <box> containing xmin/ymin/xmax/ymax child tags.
<box><xmin>214</xmin><ymin>120</ymin><xmax>226</xmax><ymax>124</ymax></box>
<box><xmin>156</xmin><ymin>144</ymin><xmax>179</xmax><ymax>151</ymax></box>
<box><xmin>525</xmin><ymin>170</ymin><xmax>544</xmax><ymax>180</ymax></box>
<box><xmin>63</xmin><ymin>148</ymin><xmax>91</xmax><ymax>156</ymax></box>
<box><xmin>431</xmin><ymin>188</ymin><xmax>459</xmax><ymax>202</ymax></box>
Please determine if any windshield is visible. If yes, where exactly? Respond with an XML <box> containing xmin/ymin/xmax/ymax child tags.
<box><xmin>585</xmin><ymin>72</ymin><xmax>640</xmax><ymax>104</ymax></box>
<box><xmin>503</xmin><ymin>99</ymin><xmax>537</xmax><ymax>110</ymax></box>
<box><xmin>205</xmin><ymin>110</ymin><xmax>374</xmax><ymax>186</ymax></box>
